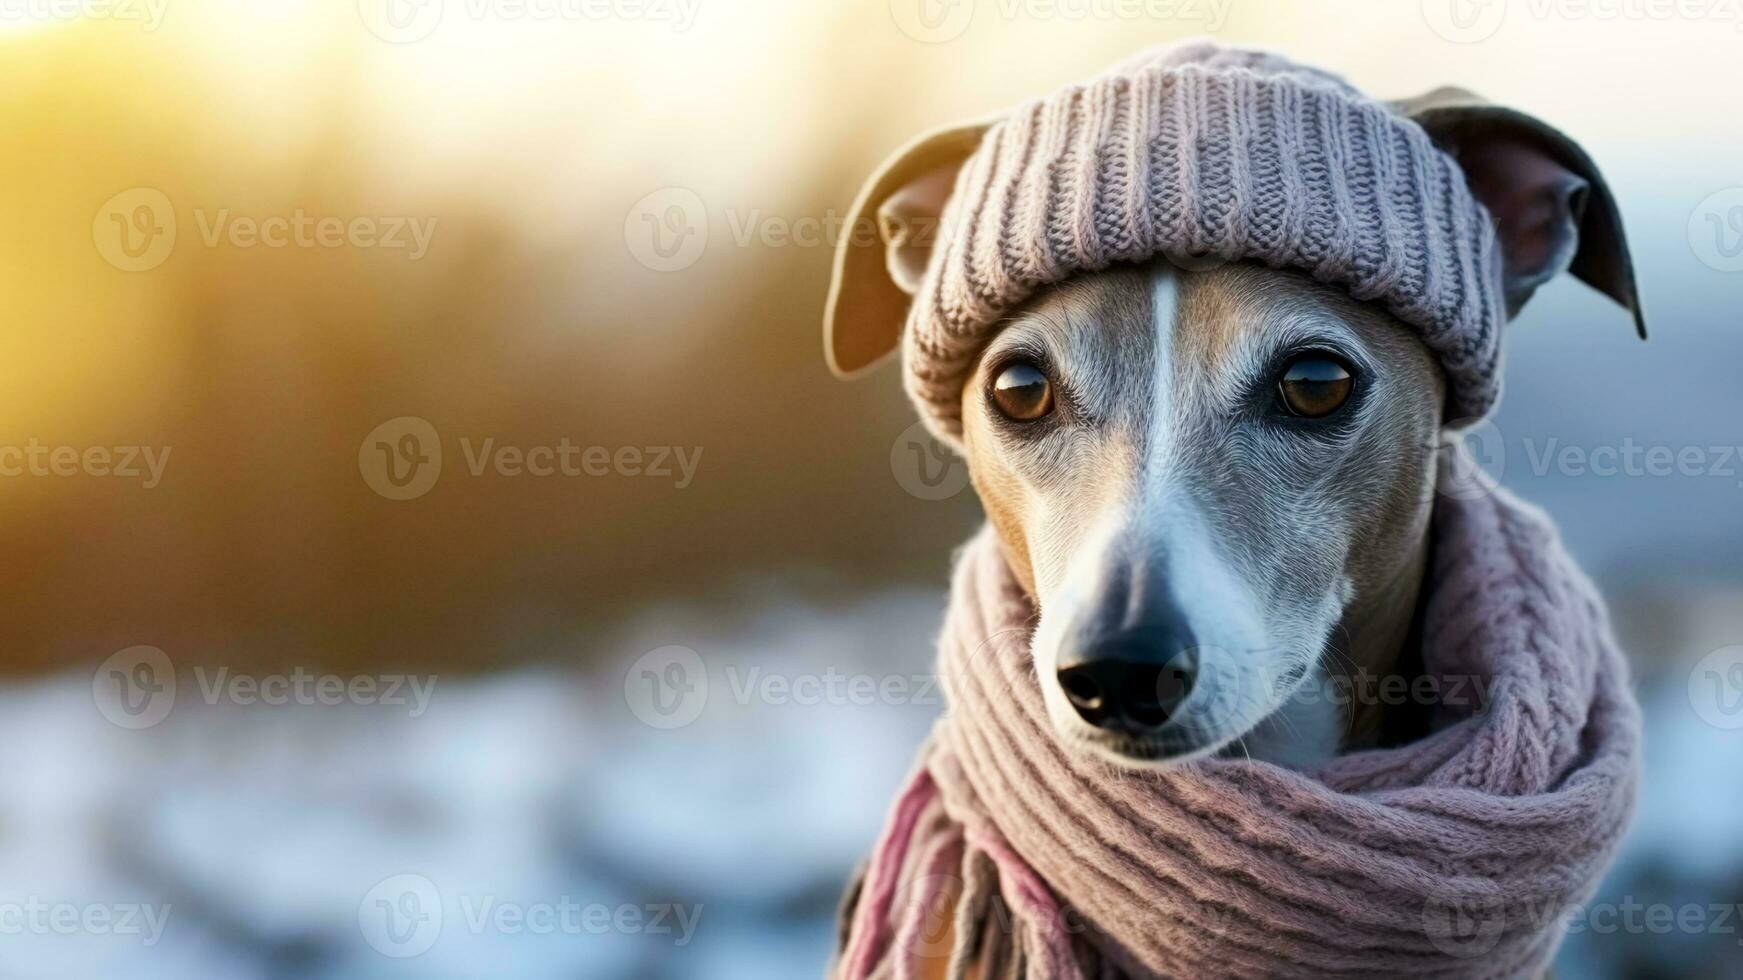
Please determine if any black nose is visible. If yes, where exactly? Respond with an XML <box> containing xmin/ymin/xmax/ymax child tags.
<box><xmin>1057</xmin><ymin>637</ymin><xmax>1196</xmax><ymax>733</ymax></box>
<box><xmin>1055</xmin><ymin>545</ymin><xmax>1198</xmax><ymax>735</ymax></box>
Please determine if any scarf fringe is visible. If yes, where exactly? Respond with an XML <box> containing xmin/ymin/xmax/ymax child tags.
<box><xmin>840</xmin><ymin>765</ymin><xmax>1091</xmax><ymax>980</ymax></box>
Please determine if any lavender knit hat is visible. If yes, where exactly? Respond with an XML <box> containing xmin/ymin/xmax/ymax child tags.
<box><xmin>899</xmin><ymin>41</ymin><xmax>1507</xmax><ymax>439</ymax></box>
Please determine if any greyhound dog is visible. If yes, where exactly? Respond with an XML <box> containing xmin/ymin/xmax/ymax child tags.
<box><xmin>826</xmin><ymin>88</ymin><xmax>1644</xmax><ymax>773</ymax></box>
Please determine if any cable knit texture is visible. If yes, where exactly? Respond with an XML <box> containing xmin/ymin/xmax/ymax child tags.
<box><xmin>904</xmin><ymin>41</ymin><xmax>1505</xmax><ymax>439</ymax></box>
<box><xmin>836</xmin><ymin>465</ymin><xmax>1640</xmax><ymax>979</ymax></box>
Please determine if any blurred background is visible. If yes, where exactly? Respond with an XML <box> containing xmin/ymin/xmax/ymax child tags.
<box><xmin>2</xmin><ymin>0</ymin><xmax>1740</xmax><ymax>976</ymax></box>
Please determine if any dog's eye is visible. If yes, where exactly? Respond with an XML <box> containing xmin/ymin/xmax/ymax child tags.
<box><xmin>1277</xmin><ymin>357</ymin><xmax>1353</xmax><ymax>418</ymax></box>
<box><xmin>990</xmin><ymin>361</ymin><xmax>1054</xmax><ymax>422</ymax></box>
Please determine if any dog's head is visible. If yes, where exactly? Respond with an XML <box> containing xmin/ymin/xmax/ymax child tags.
<box><xmin>827</xmin><ymin>89</ymin><xmax>1642</xmax><ymax>768</ymax></box>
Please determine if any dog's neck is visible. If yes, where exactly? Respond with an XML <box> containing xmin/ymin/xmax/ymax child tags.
<box><xmin>1335</xmin><ymin>531</ymin><xmax>1433</xmax><ymax>751</ymax></box>
<box><xmin>1216</xmin><ymin>530</ymin><xmax>1432</xmax><ymax>769</ymax></box>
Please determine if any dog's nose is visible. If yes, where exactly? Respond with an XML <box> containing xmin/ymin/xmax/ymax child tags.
<box><xmin>1056</xmin><ymin>635</ymin><xmax>1196</xmax><ymax>733</ymax></box>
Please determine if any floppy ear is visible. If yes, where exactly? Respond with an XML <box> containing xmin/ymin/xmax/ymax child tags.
<box><xmin>823</xmin><ymin>121</ymin><xmax>991</xmax><ymax>378</ymax></box>
<box><xmin>1396</xmin><ymin>87</ymin><xmax>1646</xmax><ymax>338</ymax></box>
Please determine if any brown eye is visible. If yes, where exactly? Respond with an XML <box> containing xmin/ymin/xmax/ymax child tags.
<box><xmin>1278</xmin><ymin>357</ymin><xmax>1353</xmax><ymax>418</ymax></box>
<box><xmin>990</xmin><ymin>361</ymin><xmax>1054</xmax><ymax>421</ymax></box>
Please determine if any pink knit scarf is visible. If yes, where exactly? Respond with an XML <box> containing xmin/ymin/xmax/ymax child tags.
<box><xmin>837</xmin><ymin>482</ymin><xmax>1640</xmax><ymax>979</ymax></box>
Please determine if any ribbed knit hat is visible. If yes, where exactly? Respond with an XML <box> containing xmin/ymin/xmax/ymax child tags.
<box><xmin>898</xmin><ymin>41</ymin><xmax>1507</xmax><ymax>439</ymax></box>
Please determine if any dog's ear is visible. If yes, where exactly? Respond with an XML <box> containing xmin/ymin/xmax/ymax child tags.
<box><xmin>1396</xmin><ymin>87</ymin><xmax>1646</xmax><ymax>338</ymax></box>
<box><xmin>824</xmin><ymin>121</ymin><xmax>991</xmax><ymax>378</ymax></box>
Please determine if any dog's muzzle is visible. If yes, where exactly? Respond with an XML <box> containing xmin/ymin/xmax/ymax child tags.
<box><xmin>1055</xmin><ymin>576</ymin><xmax>1198</xmax><ymax>737</ymax></box>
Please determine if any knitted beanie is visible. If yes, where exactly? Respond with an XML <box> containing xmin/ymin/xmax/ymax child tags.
<box><xmin>902</xmin><ymin>41</ymin><xmax>1506</xmax><ymax>439</ymax></box>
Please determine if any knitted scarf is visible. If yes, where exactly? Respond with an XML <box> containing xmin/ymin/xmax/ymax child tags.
<box><xmin>836</xmin><ymin>480</ymin><xmax>1640</xmax><ymax>979</ymax></box>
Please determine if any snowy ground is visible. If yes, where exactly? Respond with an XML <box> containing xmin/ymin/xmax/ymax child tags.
<box><xmin>0</xmin><ymin>591</ymin><xmax>944</xmax><ymax>980</ymax></box>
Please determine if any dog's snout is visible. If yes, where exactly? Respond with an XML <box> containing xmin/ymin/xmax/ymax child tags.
<box><xmin>1053</xmin><ymin>545</ymin><xmax>1204</xmax><ymax>736</ymax></box>
<box><xmin>1057</xmin><ymin>634</ymin><xmax>1197</xmax><ymax>734</ymax></box>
